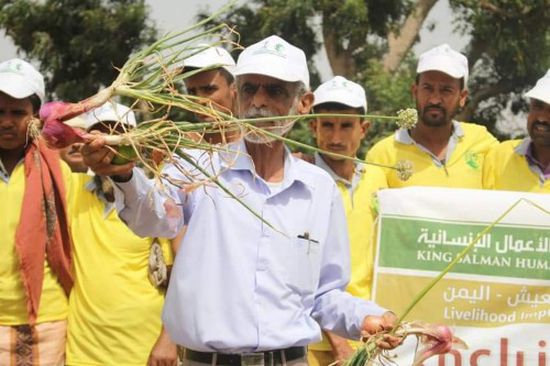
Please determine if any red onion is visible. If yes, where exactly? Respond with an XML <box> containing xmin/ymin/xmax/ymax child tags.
<box><xmin>412</xmin><ymin>324</ymin><xmax>467</xmax><ymax>366</ymax></box>
<box><xmin>39</xmin><ymin>87</ymin><xmax>115</xmax><ymax>149</ymax></box>
<box><xmin>39</xmin><ymin>101</ymin><xmax>89</xmax><ymax>149</ymax></box>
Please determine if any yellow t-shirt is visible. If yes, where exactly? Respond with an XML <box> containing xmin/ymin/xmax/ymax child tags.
<box><xmin>309</xmin><ymin>165</ymin><xmax>388</xmax><ymax>351</ymax></box>
<box><xmin>0</xmin><ymin>162</ymin><xmax>71</xmax><ymax>325</ymax></box>
<box><xmin>66</xmin><ymin>173</ymin><xmax>173</xmax><ymax>366</ymax></box>
<box><xmin>366</xmin><ymin>122</ymin><xmax>498</xmax><ymax>188</ymax></box>
<box><xmin>483</xmin><ymin>139</ymin><xmax>550</xmax><ymax>193</ymax></box>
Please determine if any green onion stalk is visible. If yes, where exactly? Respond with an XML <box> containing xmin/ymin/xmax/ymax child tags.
<box><xmin>37</xmin><ymin>103</ymin><xmax>419</xmax><ymax>235</ymax></box>
<box><xmin>41</xmin><ymin>109</ymin><xmax>417</xmax><ymax>179</ymax></box>
<box><xmin>37</xmin><ymin>1</ymin><xmax>240</xmax><ymax>148</ymax></box>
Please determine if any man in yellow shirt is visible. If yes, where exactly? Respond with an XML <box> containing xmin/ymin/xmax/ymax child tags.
<box><xmin>183</xmin><ymin>45</ymin><xmax>238</xmax><ymax>144</ymax></box>
<box><xmin>59</xmin><ymin>103</ymin><xmax>177</xmax><ymax>366</ymax></box>
<box><xmin>366</xmin><ymin>44</ymin><xmax>497</xmax><ymax>188</ymax></box>
<box><xmin>0</xmin><ymin>59</ymin><xmax>72</xmax><ymax>366</ymax></box>
<box><xmin>308</xmin><ymin>76</ymin><xmax>388</xmax><ymax>366</ymax></box>
<box><xmin>483</xmin><ymin>70</ymin><xmax>550</xmax><ymax>192</ymax></box>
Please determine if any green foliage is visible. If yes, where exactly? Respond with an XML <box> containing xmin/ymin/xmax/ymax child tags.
<box><xmin>287</xmin><ymin>119</ymin><xmax>315</xmax><ymax>152</ymax></box>
<box><xmin>450</xmin><ymin>0</ymin><xmax>550</xmax><ymax>136</ymax></box>
<box><xmin>357</xmin><ymin>56</ymin><xmax>416</xmax><ymax>153</ymax></box>
<box><xmin>0</xmin><ymin>0</ymin><xmax>156</xmax><ymax>101</ymax></box>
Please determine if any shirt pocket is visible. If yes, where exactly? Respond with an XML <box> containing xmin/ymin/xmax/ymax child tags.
<box><xmin>283</xmin><ymin>236</ymin><xmax>322</xmax><ymax>294</ymax></box>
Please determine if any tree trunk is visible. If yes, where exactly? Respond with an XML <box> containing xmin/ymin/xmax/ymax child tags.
<box><xmin>383</xmin><ymin>0</ymin><xmax>439</xmax><ymax>73</ymax></box>
<box><xmin>465</xmin><ymin>37</ymin><xmax>488</xmax><ymax>69</ymax></box>
<box><xmin>322</xmin><ymin>21</ymin><xmax>356</xmax><ymax>78</ymax></box>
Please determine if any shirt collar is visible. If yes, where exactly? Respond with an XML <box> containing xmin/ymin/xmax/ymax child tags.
<box><xmin>516</xmin><ymin>137</ymin><xmax>550</xmax><ymax>180</ymax></box>
<box><xmin>514</xmin><ymin>137</ymin><xmax>531</xmax><ymax>156</ymax></box>
<box><xmin>0</xmin><ymin>158</ymin><xmax>8</xmax><ymax>183</ymax></box>
<box><xmin>85</xmin><ymin>175</ymin><xmax>116</xmax><ymax>216</ymax></box>
<box><xmin>0</xmin><ymin>157</ymin><xmax>24</xmax><ymax>183</ymax></box>
<box><xmin>395</xmin><ymin>120</ymin><xmax>464</xmax><ymax>144</ymax></box>
<box><xmin>313</xmin><ymin>152</ymin><xmax>363</xmax><ymax>191</ymax></box>
<box><xmin>219</xmin><ymin>140</ymin><xmax>315</xmax><ymax>190</ymax></box>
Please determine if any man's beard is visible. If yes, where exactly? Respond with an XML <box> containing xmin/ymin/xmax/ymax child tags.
<box><xmin>418</xmin><ymin>101</ymin><xmax>460</xmax><ymax>127</ymax></box>
<box><xmin>241</xmin><ymin>105</ymin><xmax>298</xmax><ymax>144</ymax></box>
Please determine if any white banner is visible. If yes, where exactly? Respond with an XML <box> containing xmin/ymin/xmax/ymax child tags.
<box><xmin>372</xmin><ymin>187</ymin><xmax>550</xmax><ymax>366</ymax></box>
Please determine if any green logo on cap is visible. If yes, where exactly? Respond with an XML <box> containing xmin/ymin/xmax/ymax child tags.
<box><xmin>329</xmin><ymin>79</ymin><xmax>350</xmax><ymax>91</ymax></box>
<box><xmin>0</xmin><ymin>61</ymin><xmax>23</xmax><ymax>75</ymax></box>
<box><xmin>274</xmin><ymin>43</ymin><xmax>284</xmax><ymax>53</ymax></box>
<box><xmin>254</xmin><ymin>40</ymin><xmax>287</xmax><ymax>58</ymax></box>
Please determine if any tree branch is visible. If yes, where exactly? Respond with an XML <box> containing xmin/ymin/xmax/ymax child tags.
<box><xmin>465</xmin><ymin>37</ymin><xmax>488</xmax><ymax>69</ymax></box>
<box><xmin>382</xmin><ymin>0</ymin><xmax>438</xmax><ymax>73</ymax></box>
<box><xmin>458</xmin><ymin>80</ymin><xmax>513</xmax><ymax>121</ymax></box>
<box><xmin>479</xmin><ymin>0</ymin><xmax>503</xmax><ymax>14</ymax></box>
<box><xmin>321</xmin><ymin>17</ymin><xmax>356</xmax><ymax>78</ymax></box>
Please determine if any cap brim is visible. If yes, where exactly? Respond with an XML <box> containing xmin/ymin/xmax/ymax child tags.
<box><xmin>0</xmin><ymin>74</ymin><xmax>38</xmax><ymax>100</ymax></box>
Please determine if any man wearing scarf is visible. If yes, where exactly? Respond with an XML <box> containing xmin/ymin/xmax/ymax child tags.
<box><xmin>0</xmin><ymin>58</ymin><xmax>73</xmax><ymax>365</ymax></box>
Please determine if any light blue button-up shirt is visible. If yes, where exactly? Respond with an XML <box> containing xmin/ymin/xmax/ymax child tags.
<box><xmin>113</xmin><ymin>141</ymin><xmax>386</xmax><ymax>352</ymax></box>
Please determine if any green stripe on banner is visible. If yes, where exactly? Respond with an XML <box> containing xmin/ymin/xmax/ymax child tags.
<box><xmin>378</xmin><ymin>216</ymin><xmax>550</xmax><ymax>280</ymax></box>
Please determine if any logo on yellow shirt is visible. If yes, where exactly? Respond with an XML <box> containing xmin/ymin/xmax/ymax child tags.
<box><xmin>464</xmin><ymin>151</ymin><xmax>480</xmax><ymax>170</ymax></box>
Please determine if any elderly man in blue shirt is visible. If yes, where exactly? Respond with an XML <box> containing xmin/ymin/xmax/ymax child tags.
<box><xmin>82</xmin><ymin>35</ymin><xmax>400</xmax><ymax>366</ymax></box>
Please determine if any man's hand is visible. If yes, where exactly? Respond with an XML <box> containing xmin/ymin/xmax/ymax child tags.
<box><xmin>147</xmin><ymin>328</ymin><xmax>178</xmax><ymax>366</ymax></box>
<box><xmin>325</xmin><ymin>331</ymin><xmax>355</xmax><ymax>362</ymax></box>
<box><xmin>361</xmin><ymin>311</ymin><xmax>402</xmax><ymax>350</ymax></box>
<box><xmin>81</xmin><ymin>134</ymin><xmax>134</xmax><ymax>180</ymax></box>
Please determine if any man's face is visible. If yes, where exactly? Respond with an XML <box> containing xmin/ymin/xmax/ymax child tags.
<box><xmin>412</xmin><ymin>71</ymin><xmax>467</xmax><ymax>127</ymax></box>
<box><xmin>527</xmin><ymin>98</ymin><xmax>550</xmax><ymax>148</ymax></box>
<box><xmin>0</xmin><ymin>92</ymin><xmax>34</xmax><ymax>152</ymax></box>
<box><xmin>185</xmin><ymin>69</ymin><xmax>235</xmax><ymax>121</ymax></box>
<box><xmin>59</xmin><ymin>127</ymin><xmax>87</xmax><ymax>172</ymax></box>
<box><xmin>237</xmin><ymin>74</ymin><xmax>313</xmax><ymax>144</ymax></box>
<box><xmin>310</xmin><ymin>108</ymin><xmax>368</xmax><ymax>160</ymax></box>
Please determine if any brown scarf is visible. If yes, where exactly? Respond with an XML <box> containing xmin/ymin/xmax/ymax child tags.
<box><xmin>14</xmin><ymin>138</ymin><xmax>74</xmax><ymax>325</ymax></box>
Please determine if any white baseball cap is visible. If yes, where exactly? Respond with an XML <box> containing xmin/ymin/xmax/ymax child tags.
<box><xmin>525</xmin><ymin>69</ymin><xmax>550</xmax><ymax>105</ymax></box>
<box><xmin>417</xmin><ymin>44</ymin><xmax>469</xmax><ymax>87</ymax></box>
<box><xmin>313</xmin><ymin>76</ymin><xmax>367</xmax><ymax>111</ymax></box>
<box><xmin>83</xmin><ymin>102</ymin><xmax>137</xmax><ymax>130</ymax></box>
<box><xmin>234</xmin><ymin>35</ymin><xmax>310</xmax><ymax>88</ymax></box>
<box><xmin>0</xmin><ymin>58</ymin><xmax>46</xmax><ymax>104</ymax></box>
<box><xmin>184</xmin><ymin>45</ymin><xmax>236</xmax><ymax>74</ymax></box>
